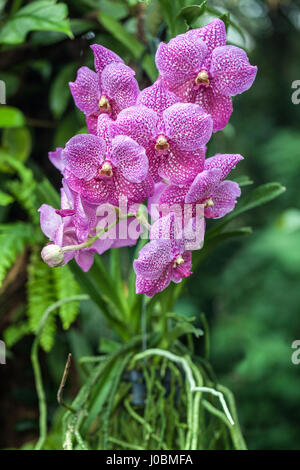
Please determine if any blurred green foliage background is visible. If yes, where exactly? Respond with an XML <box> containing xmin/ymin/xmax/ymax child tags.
<box><xmin>0</xmin><ymin>0</ymin><xmax>300</xmax><ymax>450</ymax></box>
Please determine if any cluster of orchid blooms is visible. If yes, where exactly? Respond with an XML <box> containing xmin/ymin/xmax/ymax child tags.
<box><xmin>40</xmin><ymin>19</ymin><xmax>257</xmax><ymax>297</ymax></box>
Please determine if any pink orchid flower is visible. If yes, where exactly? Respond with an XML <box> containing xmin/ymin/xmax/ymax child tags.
<box><xmin>155</xmin><ymin>19</ymin><xmax>257</xmax><ymax>132</ymax></box>
<box><xmin>69</xmin><ymin>45</ymin><xmax>139</xmax><ymax>134</ymax></box>
<box><xmin>111</xmin><ymin>101</ymin><xmax>212</xmax><ymax>184</ymax></box>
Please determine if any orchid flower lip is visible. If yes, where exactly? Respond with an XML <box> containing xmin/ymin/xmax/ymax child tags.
<box><xmin>155</xmin><ymin>134</ymin><xmax>170</xmax><ymax>153</ymax></box>
<box><xmin>173</xmin><ymin>255</ymin><xmax>185</xmax><ymax>268</ymax></box>
<box><xmin>99</xmin><ymin>160</ymin><xmax>113</xmax><ymax>178</ymax></box>
<box><xmin>55</xmin><ymin>208</ymin><xmax>75</xmax><ymax>217</ymax></box>
<box><xmin>195</xmin><ymin>70</ymin><xmax>210</xmax><ymax>87</ymax></box>
<box><xmin>204</xmin><ymin>198</ymin><xmax>214</xmax><ymax>208</ymax></box>
<box><xmin>173</xmin><ymin>255</ymin><xmax>192</xmax><ymax>278</ymax></box>
<box><xmin>99</xmin><ymin>95</ymin><xmax>111</xmax><ymax>112</ymax></box>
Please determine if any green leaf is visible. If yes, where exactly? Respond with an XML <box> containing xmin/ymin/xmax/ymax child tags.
<box><xmin>0</xmin><ymin>0</ymin><xmax>73</xmax><ymax>45</ymax></box>
<box><xmin>176</xmin><ymin>2</ymin><xmax>207</xmax><ymax>29</ymax></box>
<box><xmin>97</xmin><ymin>11</ymin><xmax>157</xmax><ymax>81</ymax></box>
<box><xmin>207</xmin><ymin>183</ymin><xmax>286</xmax><ymax>239</ymax></box>
<box><xmin>165</xmin><ymin>322</ymin><xmax>203</xmax><ymax>345</ymax></box>
<box><xmin>49</xmin><ymin>63</ymin><xmax>78</xmax><ymax>119</ymax></box>
<box><xmin>70</xmin><ymin>19</ymin><xmax>96</xmax><ymax>36</ymax></box>
<box><xmin>83</xmin><ymin>357</ymin><xmax>122</xmax><ymax>432</ymax></box>
<box><xmin>0</xmin><ymin>106</ymin><xmax>25</xmax><ymax>127</ymax></box>
<box><xmin>232</xmin><ymin>182</ymin><xmax>286</xmax><ymax>217</ymax></box>
<box><xmin>98</xmin><ymin>0</ymin><xmax>129</xmax><ymax>20</ymax></box>
<box><xmin>0</xmin><ymin>127</ymin><xmax>32</xmax><ymax>171</ymax></box>
<box><xmin>206</xmin><ymin>226</ymin><xmax>253</xmax><ymax>243</ymax></box>
<box><xmin>99</xmin><ymin>337</ymin><xmax>121</xmax><ymax>355</ymax></box>
<box><xmin>157</xmin><ymin>0</ymin><xmax>179</xmax><ymax>38</ymax></box>
<box><xmin>233</xmin><ymin>175</ymin><xmax>253</xmax><ymax>187</ymax></box>
<box><xmin>0</xmin><ymin>190</ymin><xmax>14</xmax><ymax>206</ymax></box>
<box><xmin>219</xmin><ymin>12</ymin><xmax>230</xmax><ymax>30</ymax></box>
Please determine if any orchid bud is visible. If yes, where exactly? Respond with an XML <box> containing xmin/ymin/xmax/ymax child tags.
<box><xmin>41</xmin><ymin>244</ymin><xmax>64</xmax><ymax>267</ymax></box>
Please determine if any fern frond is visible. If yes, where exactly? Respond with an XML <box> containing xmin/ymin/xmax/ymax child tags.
<box><xmin>52</xmin><ymin>265</ymin><xmax>81</xmax><ymax>330</ymax></box>
<box><xmin>0</xmin><ymin>222</ymin><xmax>36</xmax><ymax>287</ymax></box>
<box><xmin>27</xmin><ymin>249</ymin><xmax>56</xmax><ymax>352</ymax></box>
<box><xmin>1</xmin><ymin>154</ymin><xmax>39</xmax><ymax>223</ymax></box>
<box><xmin>4</xmin><ymin>321</ymin><xmax>31</xmax><ymax>347</ymax></box>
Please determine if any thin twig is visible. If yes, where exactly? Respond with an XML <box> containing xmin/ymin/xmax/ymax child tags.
<box><xmin>57</xmin><ymin>353</ymin><xmax>76</xmax><ymax>412</ymax></box>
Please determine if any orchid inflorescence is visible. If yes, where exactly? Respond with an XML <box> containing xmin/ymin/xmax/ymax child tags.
<box><xmin>40</xmin><ymin>19</ymin><xmax>257</xmax><ymax>297</ymax></box>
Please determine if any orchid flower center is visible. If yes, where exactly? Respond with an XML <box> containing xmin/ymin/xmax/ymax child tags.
<box><xmin>204</xmin><ymin>198</ymin><xmax>214</xmax><ymax>208</ymax></box>
<box><xmin>99</xmin><ymin>161</ymin><xmax>113</xmax><ymax>178</ymax></box>
<box><xmin>173</xmin><ymin>255</ymin><xmax>192</xmax><ymax>278</ymax></box>
<box><xmin>155</xmin><ymin>135</ymin><xmax>170</xmax><ymax>153</ymax></box>
<box><xmin>195</xmin><ymin>70</ymin><xmax>210</xmax><ymax>87</ymax></box>
<box><xmin>99</xmin><ymin>95</ymin><xmax>111</xmax><ymax>112</ymax></box>
<box><xmin>173</xmin><ymin>255</ymin><xmax>185</xmax><ymax>268</ymax></box>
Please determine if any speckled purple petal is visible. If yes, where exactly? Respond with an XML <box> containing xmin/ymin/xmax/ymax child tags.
<box><xmin>155</xmin><ymin>35</ymin><xmax>208</xmax><ymax>88</ymax></box>
<box><xmin>111</xmin><ymin>135</ymin><xmax>148</xmax><ymax>183</ymax></box>
<box><xmin>194</xmin><ymin>85</ymin><xmax>233</xmax><ymax>132</ymax></box>
<box><xmin>158</xmin><ymin>184</ymin><xmax>188</xmax><ymax>207</ymax></box>
<box><xmin>134</xmin><ymin>239</ymin><xmax>173</xmax><ymax>280</ymax></box>
<box><xmin>101</xmin><ymin>63</ymin><xmax>139</xmax><ymax>111</ymax></box>
<box><xmin>112</xmin><ymin>105</ymin><xmax>158</xmax><ymax>147</ymax></box>
<box><xmin>112</xmin><ymin>217</ymin><xmax>141</xmax><ymax>248</ymax></box>
<box><xmin>86</xmin><ymin>114</ymin><xmax>98</xmax><ymax>135</ymax></box>
<box><xmin>163</xmin><ymin>103</ymin><xmax>213</xmax><ymax>150</ymax></box>
<box><xmin>205</xmin><ymin>180</ymin><xmax>241</xmax><ymax>218</ymax></box>
<box><xmin>91</xmin><ymin>44</ymin><xmax>123</xmax><ymax>73</ymax></box>
<box><xmin>185</xmin><ymin>169</ymin><xmax>223</xmax><ymax>204</ymax></box>
<box><xmin>137</xmin><ymin>77</ymin><xmax>179</xmax><ymax>116</ymax></box>
<box><xmin>114</xmin><ymin>170</ymin><xmax>154</xmax><ymax>204</ymax></box>
<box><xmin>150</xmin><ymin>212</ymin><xmax>180</xmax><ymax>241</ymax></box>
<box><xmin>62</xmin><ymin>134</ymin><xmax>106</xmax><ymax>180</ymax></box>
<box><xmin>97</xmin><ymin>113</ymin><xmax>114</xmax><ymax>142</ymax></box>
<box><xmin>69</xmin><ymin>67</ymin><xmax>100</xmax><ymax>115</ymax></box>
<box><xmin>65</xmin><ymin>172</ymin><xmax>117</xmax><ymax>205</ymax></box>
<box><xmin>188</xmin><ymin>19</ymin><xmax>226</xmax><ymax>70</ymax></box>
<box><xmin>158</xmin><ymin>147</ymin><xmax>205</xmax><ymax>185</ymax></box>
<box><xmin>147</xmin><ymin>182</ymin><xmax>170</xmax><ymax>220</ymax></box>
<box><xmin>210</xmin><ymin>46</ymin><xmax>257</xmax><ymax>96</ymax></box>
<box><xmin>204</xmin><ymin>153</ymin><xmax>243</xmax><ymax>179</ymax></box>
<box><xmin>136</xmin><ymin>265</ymin><xmax>172</xmax><ymax>297</ymax></box>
